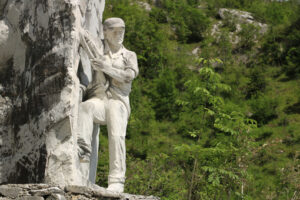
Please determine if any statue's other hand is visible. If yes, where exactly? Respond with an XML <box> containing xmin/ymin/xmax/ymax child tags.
<box><xmin>90</xmin><ymin>58</ymin><xmax>103</xmax><ymax>69</ymax></box>
<box><xmin>91</xmin><ymin>56</ymin><xmax>111</xmax><ymax>70</ymax></box>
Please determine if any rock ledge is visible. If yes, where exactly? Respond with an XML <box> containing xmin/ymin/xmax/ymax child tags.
<box><xmin>0</xmin><ymin>184</ymin><xmax>160</xmax><ymax>200</ymax></box>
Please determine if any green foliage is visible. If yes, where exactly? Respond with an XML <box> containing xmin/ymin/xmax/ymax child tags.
<box><xmin>245</xmin><ymin>67</ymin><xmax>267</xmax><ymax>99</ymax></box>
<box><xmin>249</xmin><ymin>95</ymin><xmax>278</xmax><ymax>126</ymax></box>
<box><xmin>283</xmin><ymin>17</ymin><xmax>300</xmax><ymax>78</ymax></box>
<box><xmin>160</xmin><ymin>0</ymin><xmax>210</xmax><ymax>43</ymax></box>
<box><xmin>149</xmin><ymin>8</ymin><xmax>168</xmax><ymax>24</ymax></box>
<box><xmin>151</xmin><ymin>68</ymin><xmax>179</xmax><ymax>120</ymax></box>
<box><xmin>174</xmin><ymin>59</ymin><xmax>256</xmax><ymax>199</ymax></box>
<box><xmin>238</xmin><ymin>24</ymin><xmax>259</xmax><ymax>51</ymax></box>
<box><xmin>260</xmin><ymin>7</ymin><xmax>300</xmax><ymax>78</ymax></box>
<box><xmin>126</xmin><ymin>154</ymin><xmax>187</xmax><ymax>200</ymax></box>
<box><xmin>98</xmin><ymin>1</ymin><xmax>300</xmax><ymax>199</ymax></box>
<box><xmin>261</xmin><ymin>30</ymin><xmax>284</xmax><ymax>65</ymax></box>
<box><xmin>186</xmin><ymin>0</ymin><xmax>200</xmax><ymax>7</ymax></box>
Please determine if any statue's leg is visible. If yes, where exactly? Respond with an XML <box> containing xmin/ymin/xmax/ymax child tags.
<box><xmin>77</xmin><ymin>97</ymin><xmax>106</xmax><ymax>183</ymax></box>
<box><xmin>106</xmin><ymin>99</ymin><xmax>128</xmax><ymax>192</ymax></box>
<box><xmin>89</xmin><ymin>124</ymin><xmax>100</xmax><ymax>183</ymax></box>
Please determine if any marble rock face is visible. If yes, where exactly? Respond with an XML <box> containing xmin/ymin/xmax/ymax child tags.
<box><xmin>0</xmin><ymin>0</ymin><xmax>104</xmax><ymax>187</ymax></box>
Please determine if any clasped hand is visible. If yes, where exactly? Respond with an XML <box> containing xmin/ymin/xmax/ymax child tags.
<box><xmin>90</xmin><ymin>55</ymin><xmax>111</xmax><ymax>71</ymax></box>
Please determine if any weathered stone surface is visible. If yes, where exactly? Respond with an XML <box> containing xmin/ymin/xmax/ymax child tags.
<box><xmin>46</xmin><ymin>194</ymin><xmax>66</xmax><ymax>200</ymax></box>
<box><xmin>30</xmin><ymin>187</ymin><xmax>64</xmax><ymax>196</ymax></box>
<box><xmin>65</xmin><ymin>185</ymin><xmax>93</xmax><ymax>196</ymax></box>
<box><xmin>0</xmin><ymin>184</ymin><xmax>160</xmax><ymax>200</ymax></box>
<box><xmin>0</xmin><ymin>0</ymin><xmax>104</xmax><ymax>187</ymax></box>
<box><xmin>0</xmin><ymin>185</ymin><xmax>23</xmax><ymax>198</ymax></box>
<box><xmin>19</xmin><ymin>197</ymin><xmax>44</xmax><ymax>200</ymax></box>
<box><xmin>191</xmin><ymin>47</ymin><xmax>200</xmax><ymax>55</ymax></box>
<box><xmin>137</xmin><ymin>2</ymin><xmax>152</xmax><ymax>11</ymax></box>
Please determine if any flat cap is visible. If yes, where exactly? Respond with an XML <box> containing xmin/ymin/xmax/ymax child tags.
<box><xmin>103</xmin><ymin>18</ymin><xmax>125</xmax><ymax>28</ymax></box>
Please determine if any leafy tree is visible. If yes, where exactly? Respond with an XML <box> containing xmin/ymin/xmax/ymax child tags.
<box><xmin>176</xmin><ymin>58</ymin><xmax>256</xmax><ymax>199</ymax></box>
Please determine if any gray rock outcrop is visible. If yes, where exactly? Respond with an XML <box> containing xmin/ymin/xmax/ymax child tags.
<box><xmin>211</xmin><ymin>8</ymin><xmax>268</xmax><ymax>46</ymax></box>
<box><xmin>218</xmin><ymin>8</ymin><xmax>268</xmax><ymax>34</ymax></box>
<box><xmin>137</xmin><ymin>2</ymin><xmax>152</xmax><ymax>11</ymax></box>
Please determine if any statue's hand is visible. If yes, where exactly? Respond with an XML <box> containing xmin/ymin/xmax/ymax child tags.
<box><xmin>90</xmin><ymin>58</ymin><xmax>104</xmax><ymax>69</ymax></box>
<box><xmin>91</xmin><ymin>56</ymin><xmax>111</xmax><ymax>70</ymax></box>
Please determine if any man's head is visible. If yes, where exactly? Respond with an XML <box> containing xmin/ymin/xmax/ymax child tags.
<box><xmin>103</xmin><ymin>18</ymin><xmax>125</xmax><ymax>46</ymax></box>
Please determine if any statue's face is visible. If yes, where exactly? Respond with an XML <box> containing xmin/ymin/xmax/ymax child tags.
<box><xmin>104</xmin><ymin>27</ymin><xmax>125</xmax><ymax>46</ymax></box>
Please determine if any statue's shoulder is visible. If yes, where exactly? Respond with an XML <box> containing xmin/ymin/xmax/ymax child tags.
<box><xmin>122</xmin><ymin>47</ymin><xmax>137</xmax><ymax>60</ymax></box>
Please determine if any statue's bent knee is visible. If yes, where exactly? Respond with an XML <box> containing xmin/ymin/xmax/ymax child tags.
<box><xmin>77</xmin><ymin>100</ymin><xmax>97</xmax><ymax>161</ymax></box>
<box><xmin>79</xmin><ymin>100</ymin><xmax>95</xmax><ymax>115</ymax></box>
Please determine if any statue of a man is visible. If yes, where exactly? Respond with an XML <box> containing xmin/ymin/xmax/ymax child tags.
<box><xmin>77</xmin><ymin>17</ymin><xmax>138</xmax><ymax>193</ymax></box>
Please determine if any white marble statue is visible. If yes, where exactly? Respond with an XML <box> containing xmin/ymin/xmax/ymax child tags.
<box><xmin>78</xmin><ymin>18</ymin><xmax>138</xmax><ymax>193</ymax></box>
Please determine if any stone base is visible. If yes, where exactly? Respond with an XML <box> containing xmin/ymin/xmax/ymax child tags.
<box><xmin>0</xmin><ymin>184</ymin><xmax>160</xmax><ymax>200</ymax></box>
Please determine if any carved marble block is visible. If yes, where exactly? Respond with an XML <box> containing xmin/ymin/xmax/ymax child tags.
<box><xmin>0</xmin><ymin>0</ymin><xmax>105</xmax><ymax>187</ymax></box>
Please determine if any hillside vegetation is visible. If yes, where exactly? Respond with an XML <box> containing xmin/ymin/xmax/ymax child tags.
<box><xmin>97</xmin><ymin>0</ymin><xmax>300</xmax><ymax>199</ymax></box>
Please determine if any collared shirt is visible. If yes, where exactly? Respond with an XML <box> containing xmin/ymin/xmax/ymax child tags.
<box><xmin>86</xmin><ymin>40</ymin><xmax>138</xmax><ymax>116</ymax></box>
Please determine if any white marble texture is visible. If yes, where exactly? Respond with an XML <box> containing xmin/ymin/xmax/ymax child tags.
<box><xmin>0</xmin><ymin>0</ymin><xmax>105</xmax><ymax>187</ymax></box>
<box><xmin>78</xmin><ymin>17</ymin><xmax>139</xmax><ymax>193</ymax></box>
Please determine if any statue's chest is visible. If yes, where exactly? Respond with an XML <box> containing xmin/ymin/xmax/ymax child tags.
<box><xmin>111</xmin><ymin>54</ymin><xmax>126</xmax><ymax>70</ymax></box>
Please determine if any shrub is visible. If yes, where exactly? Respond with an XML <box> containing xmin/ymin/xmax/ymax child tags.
<box><xmin>245</xmin><ymin>67</ymin><xmax>267</xmax><ymax>99</ymax></box>
<box><xmin>160</xmin><ymin>0</ymin><xmax>210</xmax><ymax>43</ymax></box>
<box><xmin>283</xmin><ymin>17</ymin><xmax>300</xmax><ymax>78</ymax></box>
<box><xmin>249</xmin><ymin>95</ymin><xmax>278</xmax><ymax>126</ymax></box>
<box><xmin>238</xmin><ymin>24</ymin><xmax>259</xmax><ymax>51</ymax></box>
<box><xmin>149</xmin><ymin>8</ymin><xmax>168</xmax><ymax>24</ymax></box>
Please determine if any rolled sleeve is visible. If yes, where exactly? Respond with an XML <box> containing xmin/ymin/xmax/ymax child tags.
<box><xmin>124</xmin><ymin>51</ymin><xmax>139</xmax><ymax>78</ymax></box>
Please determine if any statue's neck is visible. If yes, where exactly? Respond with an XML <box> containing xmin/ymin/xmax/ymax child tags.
<box><xmin>107</xmin><ymin>41</ymin><xmax>122</xmax><ymax>54</ymax></box>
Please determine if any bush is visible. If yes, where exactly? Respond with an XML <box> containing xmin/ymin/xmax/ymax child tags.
<box><xmin>249</xmin><ymin>95</ymin><xmax>278</xmax><ymax>125</ymax></box>
<box><xmin>238</xmin><ymin>24</ymin><xmax>259</xmax><ymax>51</ymax></box>
<box><xmin>149</xmin><ymin>8</ymin><xmax>168</xmax><ymax>24</ymax></box>
<box><xmin>151</xmin><ymin>69</ymin><xmax>179</xmax><ymax>120</ymax></box>
<box><xmin>261</xmin><ymin>31</ymin><xmax>284</xmax><ymax>65</ymax></box>
<box><xmin>283</xmin><ymin>17</ymin><xmax>300</xmax><ymax>78</ymax></box>
<box><xmin>245</xmin><ymin>67</ymin><xmax>267</xmax><ymax>99</ymax></box>
<box><xmin>160</xmin><ymin>0</ymin><xmax>210</xmax><ymax>43</ymax></box>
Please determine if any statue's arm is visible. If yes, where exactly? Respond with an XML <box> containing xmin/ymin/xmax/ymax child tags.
<box><xmin>91</xmin><ymin>58</ymin><xmax>135</xmax><ymax>82</ymax></box>
<box><xmin>80</xmin><ymin>29</ymin><xmax>103</xmax><ymax>60</ymax></box>
<box><xmin>102</xmin><ymin>65</ymin><xmax>135</xmax><ymax>83</ymax></box>
<box><xmin>91</xmin><ymin>52</ymin><xmax>138</xmax><ymax>82</ymax></box>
